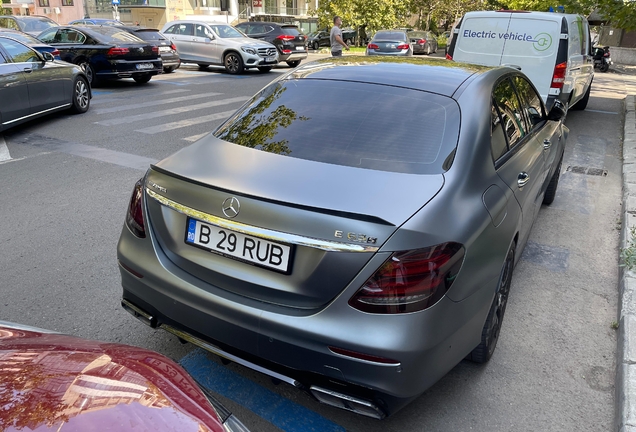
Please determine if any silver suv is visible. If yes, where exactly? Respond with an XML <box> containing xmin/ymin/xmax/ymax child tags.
<box><xmin>161</xmin><ymin>20</ymin><xmax>278</xmax><ymax>74</ymax></box>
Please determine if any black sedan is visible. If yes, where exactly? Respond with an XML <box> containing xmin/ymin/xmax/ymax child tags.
<box><xmin>36</xmin><ymin>25</ymin><xmax>162</xmax><ymax>85</ymax></box>
<box><xmin>0</xmin><ymin>29</ymin><xmax>60</xmax><ymax>59</ymax></box>
<box><xmin>115</xmin><ymin>26</ymin><xmax>180</xmax><ymax>73</ymax></box>
<box><xmin>0</xmin><ymin>36</ymin><xmax>90</xmax><ymax>132</ymax></box>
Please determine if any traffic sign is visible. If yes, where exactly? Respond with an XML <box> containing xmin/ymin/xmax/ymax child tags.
<box><xmin>112</xmin><ymin>0</ymin><xmax>120</xmax><ymax>5</ymax></box>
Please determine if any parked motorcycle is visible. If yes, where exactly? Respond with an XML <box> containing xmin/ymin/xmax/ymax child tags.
<box><xmin>593</xmin><ymin>46</ymin><xmax>611</xmax><ymax>72</ymax></box>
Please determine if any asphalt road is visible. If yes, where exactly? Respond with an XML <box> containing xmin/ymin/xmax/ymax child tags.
<box><xmin>0</xmin><ymin>60</ymin><xmax>629</xmax><ymax>431</ymax></box>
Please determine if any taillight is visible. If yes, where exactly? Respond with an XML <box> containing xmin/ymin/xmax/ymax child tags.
<box><xmin>125</xmin><ymin>179</ymin><xmax>145</xmax><ymax>238</ymax></box>
<box><xmin>368</xmin><ymin>43</ymin><xmax>379</xmax><ymax>50</ymax></box>
<box><xmin>445</xmin><ymin>53</ymin><xmax>453</xmax><ymax>60</ymax></box>
<box><xmin>276</xmin><ymin>34</ymin><xmax>295</xmax><ymax>41</ymax></box>
<box><xmin>107</xmin><ymin>47</ymin><xmax>129</xmax><ymax>56</ymax></box>
<box><xmin>604</xmin><ymin>52</ymin><xmax>610</xmax><ymax>57</ymax></box>
<box><xmin>551</xmin><ymin>61</ymin><xmax>567</xmax><ymax>89</ymax></box>
<box><xmin>152</xmin><ymin>46</ymin><xmax>158</xmax><ymax>54</ymax></box>
<box><xmin>349</xmin><ymin>242</ymin><xmax>464</xmax><ymax>314</ymax></box>
<box><xmin>417</xmin><ymin>39</ymin><xmax>427</xmax><ymax>45</ymax></box>
<box><xmin>396</xmin><ymin>43</ymin><xmax>409</xmax><ymax>50</ymax></box>
<box><xmin>50</xmin><ymin>49</ymin><xmax>60</xmax><ymax>57</ymax></box>
<box><xmin>170</xmin><ymin>42</ymin><xmax>177</xmax><ymax>51</ymax></box>
<box><xmin>281</xmin><ymin>49</ymin><xmax>292</xmax><ymax>54</ymax></box>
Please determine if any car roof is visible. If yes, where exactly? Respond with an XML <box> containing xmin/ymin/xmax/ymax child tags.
<box><xmin>287</xmin><ymin>57</ymin><xmax>492</xmax><ymax>97</ymax></box>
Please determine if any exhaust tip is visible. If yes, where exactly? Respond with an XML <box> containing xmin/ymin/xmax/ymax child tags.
<box><xmin>309</xmin><ymin>386</ymin><xmax>385</xmax><ymax>419</ymax></box>
<box><xmin>121</xmin><ymin>299</ymin><xmax>157</xmax><ymax>328</ymax></box>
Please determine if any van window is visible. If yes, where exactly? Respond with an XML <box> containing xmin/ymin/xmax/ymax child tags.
<box><xmin>493</xmin><ymin>78</ymin><xmax>526</xmax><ymax>149</ymax></box>
<box><xmin>513</xmin><ymin>76</ymin><xmax>545</xmax><ymax>129</ymax></box>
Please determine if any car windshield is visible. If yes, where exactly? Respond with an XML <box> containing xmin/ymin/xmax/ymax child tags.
<box><xmin>373</xmin><ymin>31</ymin><xmax>407</xmax><ymax>41</ymax></box>
<box><xmin>209</xmin><ymin>24</ymin><xmax>243</xmax><ymax>38</ymax></box>
<box><xmin>214</xmin><ymin>79</ymin><xmax>460</xmax><ymax>174</ymax></box>
<box><xmin>19</xmin><ymin>17</ymin><xmax>57</xmax><ymax>33</ymax></box>
<box><xmin>0</xmin><ymin>31</ymin><xmax>39</xmax><ymax>44</ymax></box>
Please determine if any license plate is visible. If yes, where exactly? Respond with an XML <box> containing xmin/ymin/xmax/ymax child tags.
<box><xmin>186</xmin><ymin>217</ymin><xmax>292</xmax><ymax>273</ymax></box>
<box><xmin>136</xmin><ymin>63</ymin><xmax>154</xmax><ymax>70</ymax></box>
<box><xmin>266</xmin><ymin>56</ymin><xmax>277</xmax><ymax>63</ymax></box>
<box><xmin>159</xmin><ymin>46</ymin><xmax>171</xmax><ymax>52</ymax></box>
<box><xmin>296</xmin><ymin>46</ymin><xmax>305</xmax><ymax>51</ymax></box>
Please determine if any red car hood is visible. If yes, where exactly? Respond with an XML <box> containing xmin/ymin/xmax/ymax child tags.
<box><xmin>0</xmin><ymin>322</ymin><xmax>225</xmax><ymax>432</ymax></box>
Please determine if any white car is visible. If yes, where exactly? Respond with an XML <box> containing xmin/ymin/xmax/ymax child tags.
<box><xmin>161</xmin><ymin>20</ymin><xmax>279</xmax><ymax>74</ymax></box>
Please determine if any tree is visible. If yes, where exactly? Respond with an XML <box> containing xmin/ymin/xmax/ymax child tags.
<box><xmin>315</xmin><ymin>0</ymin><xmax>411</xmax><ymax>35</ymax></box>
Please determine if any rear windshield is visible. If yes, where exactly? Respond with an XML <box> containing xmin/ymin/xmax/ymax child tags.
<box><xmin>134</xmin><ymin>30</ymin><xmax>165</xmax><ymax>40</ymax></box>
<box><xmin>373</xmin><ymin>31</ymin><xmax>407</xmax><ymax>41</ymax></box>
<box><xmin>281</xmin><ymin>26</ymin><xmax>301</xmax><ymax>36</ymax></box>
<box><xmin>89</xmin><ymin>27</ymin><xmax>145</xmax><ymax>42</ymax></box>
<box><xmin>214</xmin><ymin>79</ymin><xmax>459</xmax><ymax>174</ymax></box>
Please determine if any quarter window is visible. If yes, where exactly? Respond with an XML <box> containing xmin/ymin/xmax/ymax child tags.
<box><xmin>37</xmin><ymin>28</ymin><xmax>58</xmax><ymax>43</ymax></box>
<box><xmin>492</xmin><ymin>78</ymin><xmax>526</xmax><ymax>149</ymax></box>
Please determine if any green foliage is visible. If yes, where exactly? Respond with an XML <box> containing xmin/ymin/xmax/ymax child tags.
<box><xmin>620</xmin><ymin>225</ymin><xmax>636</xmax><ymax>271</ymax></box>
<box><xmin>316</xmin><ymin>0</ymin><xmax>411</xmax><ymax>34</ymax></box>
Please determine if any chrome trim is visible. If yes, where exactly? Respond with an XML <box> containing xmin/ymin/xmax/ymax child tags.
<box><xmin>309</xmin><ymin>386</ymin><xmax>386</xmax><ymax>419</ymax></box>
<box><xmin>2</xmin><ymin>103</ymin><xmax>71</xmax><ymax>126</ymax></box>
<box><xmin>146</xmin><ymin>188</ymin><xmax>379</xmax><ymax>252</ymax></box>
<box><xmin>159</xmin><ymin>323</ymin><xmax>302</xmax><ymax>388</ymax></box>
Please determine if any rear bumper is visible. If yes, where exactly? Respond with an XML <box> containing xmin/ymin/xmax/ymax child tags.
<box><xmin>96</xmin><ymin>59</ymin><xmax>163</xmax><ymax>79</ymax></box>
<box><xmin>278</xmin><ymin>51</ymin><xmax>308</xmax><ymax>62</ymax></box>
<box><xmin>117</xmin><ymin>219</ymin><xmax>496</xmax><ymax>416</ymax></box>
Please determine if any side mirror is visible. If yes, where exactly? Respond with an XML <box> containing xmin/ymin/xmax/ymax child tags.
<box><xmin>547</xmin><ymin>100</ymin><xmax>566</xmax><ymax>121</ymax></box>
<box><xmin>42</xmin><ymin>51</ymin><xmax>55</xmax><ymax>62</ymax></box>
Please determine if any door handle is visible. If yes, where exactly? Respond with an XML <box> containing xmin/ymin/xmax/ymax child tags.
<box><xmin>23</xmin><ymin>67</ymin><xmax>32</xmax><ymax>73</ymax></box>
<box><xmin>517</xmin><ymin>172</ymin><xmax>530</xmax><ymax>188</ymax></box>
<box><xmin>543</xmin><ymin>139</ymin><xmax>552</xmax><ymax>150</ymax></box>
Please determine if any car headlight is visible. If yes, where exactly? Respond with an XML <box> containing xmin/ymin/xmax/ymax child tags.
<box><xmin>241</xmin><ymin>46</ymin><xmax>257</xmax><ymax>55</ymax></box>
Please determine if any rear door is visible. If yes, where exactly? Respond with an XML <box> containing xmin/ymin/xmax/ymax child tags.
<box><xmin>164</xmin><ymin>23</ymin><xmax>194</xmax><ymax>59</ymax></box>
<box><xmin>452</xmin><ymin>12</ymin><xmax>511</xmax><ymax>65</ymax></box>
<box><xmin>500</xmin><ymin>14</ymin><xmax>560</xmax><ymax>103</ymax></box>
<box><xmin>0</xmin><ymin>46</ymin><xmax>29</xmax><ymax>127</ymax></box>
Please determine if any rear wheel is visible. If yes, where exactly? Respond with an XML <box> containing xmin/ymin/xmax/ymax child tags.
<box><xmin>133</xmin><ymin>75</ymin><xmax>152</xmax><ymax>84</ymax></box>
<box><xmin>571</xmin><ymin>82</ymin><xmax>592</xmax><ymax>111</ymax></box>
<box><xmin>600</xmin><ymin>62</ymin><xmax>609</xmax><ymax>72</ymax></box>
<box><xmin>70</xmin><ymin>77</ymin><xmax>90</xmax><ymax>114</ymax></box>
<box><xmin>257</xmin><ymin>66</ymin><xmax>272</xmax><ymax>73</ymax></box>
<box><xmin>163</xmin><ymin>66</ymin><xmax>175</xmax><ymax>73</ymax></box>
<box><xmin>286</xmin><ymin>60</ymin><xmax>301</xmax><ymax>68</ymax></box>
<box><xmin>77</xmin><ymin>61</ymin><xmax>95</xmax><ymax>86</ymax></box>
<box><xmin>469</xmin><ymin>242</ymin><xmax>515</xmax><ymax>363</ymax></box>
<box><xmin>313</xmin><ymin>41</ymin><xmax>319</xmax><ymax>51</ymax></box>
<box><xmin>543</xmin><ymin>156</ymin><xmax>563</xmax><ymax>205</ymax></box>
<box><xmin>224</xmin><ymin>52</ymin><xmax>244</xmax><ymax>74</ymax></box>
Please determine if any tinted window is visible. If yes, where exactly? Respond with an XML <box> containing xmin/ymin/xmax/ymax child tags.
<box><xmin>195</xmin><ymin>24</ymin><xmax>211</xmax><ymax>38</ymax></box>
<box><xmin>491</xmin><ymin>103</ymin><xmax>508</xmax><ymax>162</ymax></box>
<box><xmin>168</xmin><ymin>23</ymin><xmax>193</xmax><ymax>36</ymax></box>
<box><xmin>0</xmin><ymin>38</ymin><xmax>39</xmax><ymax>62</ymax></box>
<box><xmin>58</xmin><ymin>29</ymin><xmax>86</xmax><ymax>43</ymax></box>
<box><xmin>373</xmin><ymin>31</ymin><xmax>407</xmax><ymax>42</ymax></box>
<box><xmin>493</xmin><ymin>78</ymin><xmax>526</xmax><ymax>149</ymax></box>
<box><xmin>513</xmin><ymin>76</ymin><xmax>545</xmax><ymax>129</ymax></box>
<box><xmin>0</xmin><ymin>51</ymin><xmax>5</xmax><ymax>64</ymax></box>
<box><xmin>281</xmin><ymin>26</ymin><xmax>301</xmax><ymax>36</ymax></box>
<box><xmin>214</xmin><ymin>80</ymin><xmax>459</xmax><ymax>174</ymax></box>
<box><xmin>133</xmin><ymin>30</ymin><xmax>165</xmax><ymax>41</ymax></box>
<box><xmin>37</xmin><ymin>28</ymin><xmax>58</xmax><ymax>43</ymax></box>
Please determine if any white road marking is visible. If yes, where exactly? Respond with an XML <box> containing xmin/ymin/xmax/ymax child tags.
<box><xmin>93</xmin><ymin>92</ymin><xmax>223</xmax><ymax>115</ymax></box>
<box><xmin>585</xmin><ymin>109</ymin><xmax>619</xmax><ymax>115</ymax></box>
<box><xmin>96</xmin><ymin>96</ymin><xmax>249</xmax><ymax>126</ymax></box>
<box><xmin>183</xmin><ymin>132</ymin><xmax>209</xmax><ymax>142</ymax></box>
<box><xmin>136</xmin><ymin>110</ymin><xmax>235</xmax><ymax>134</ymax></box>
<box><xmin>0</xmin><ymin>136</ymin><xmax>11</xmax><ymax>162</ymax></box>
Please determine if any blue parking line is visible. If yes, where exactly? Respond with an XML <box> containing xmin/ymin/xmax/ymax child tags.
<box><xmin>180</xmin><ymin>348</ymin><xmax>346</xmax><ymax>432</ymax></box>
<box><xmin>91</xmin><ymin>90</ymin><xmax>114</xmax><ymax>95</ymax></box>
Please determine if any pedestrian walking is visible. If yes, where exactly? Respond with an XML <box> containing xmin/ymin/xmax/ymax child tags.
<box><xmin>330</xmin><ymin>16</ymin><xmax>350</xmax><ymax>57</ymax></box>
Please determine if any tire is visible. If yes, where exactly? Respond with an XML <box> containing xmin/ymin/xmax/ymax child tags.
<box><xmin>600</xmin><ymin>62</ymin><xmax>609</xmax><ymax>72</ymax></box>
<box><xmin>571</xmin><ymin>82</ymin><xmax>591</xmax><ymax>111</ymax></box>
<box><xmin>313</xmin><ymin>41</ymin><xmax>319</xmax><ymax>51</ymax></box>
<box><xmin>133</xmin><ymin>75</ymin><xmax>152</xmax><ymax>84</ymax></box>
<box><xmin>70</xmin><ymin>77</ymin><xmax>90</xmax><ymax>114</ymax></box>
<box><xmin>257</xmin><ymin>66</ymin><xmax>272</xmax><ymax>73</ymax></box>
<box><xmin>76</xmin><ymin>60</ymin><xmax>95</xmax><ymax>86</ymax></box>
<box><xmin>345</xmin><ymin>38</ymin><xmax>352</xmax><ymax>46</ymax></box>
<box><xmin>543</xmin><ymin>155</ymin><xmax>563</xmax><ymax>205</ymax></box>
<box><xmin>426</xmin><ymin>45</ymin><xmax>431</xmax><ymax>55</ymax></box>
<box><xmin>224</xmin><ymin>52</ymin><xmax>244</xmax><ymax>75</ymax></box>
<box><xmin>286</xmin><ymin>60</ymin><xmax>301</xmax><ymax>68</ymax></box>
<box><xmin>163</xmin><ymin>66</ymin><xmax>175</xmax><ymax>73</ymax></box>
<box><xmin>469</xmin><ymin>242</ymin><xmax>515</xmax><ymax>363</ymax></box>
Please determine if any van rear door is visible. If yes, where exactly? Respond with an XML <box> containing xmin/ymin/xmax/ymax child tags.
<box><xmin>451</xmin><ymin>12</ymin><xmax>512</xmax><ymax>65</ymax></box>
<box><xmin>500</xmin><ymin>14</ymin><xmax>561</xmax><ymax>103</ymax></box>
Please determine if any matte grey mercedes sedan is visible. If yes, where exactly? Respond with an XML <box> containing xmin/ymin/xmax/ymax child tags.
<box><xmin>117</xmin><ymin>56</ymin><xmax>567</xmax><ymax>419</ymax></box>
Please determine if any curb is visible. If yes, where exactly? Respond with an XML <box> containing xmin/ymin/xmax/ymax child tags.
<box><xmin>619</xmin><ymin>95</ymin><xmax>636</xmax><ymax>432</ymax></box>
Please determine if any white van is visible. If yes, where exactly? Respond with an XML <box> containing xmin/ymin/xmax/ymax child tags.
<box><xmin>446</xmin><ymin>11</ymin><xmax>594</xmax><ymax>111</ymax></box>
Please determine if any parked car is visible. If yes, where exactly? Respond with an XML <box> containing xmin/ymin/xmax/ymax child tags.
<box><xmin>117</xmin><ymin>56</ymin><xmax>567</xmax><ymax>418</ymax></box>
<box><xmin>408</xmin><ymin>30</ymin><xmax>438</xmax><ymax>55</ymax></box>
<box><xmin>446</xmin><ymin>11</ymin><xmax>594</xmax><ymax>110</ymax></box>
<box><xmin>306</xmin><ymin>30</ymin><xmax>329</xmax><ymax>50</ymax></box>
<box><xmin>116</xmin><ymin>25</ymin><xmax>180</xmax><ymax>73</ymax></box>
<box><xmin>341</xmin><ymin>27</ymin><xmax>357</xmax><ymax>46</ymax></box>
<box><xmin>366</xmin><ymin>30</ymin><xmax>412</xmax><ymax>56</ymax></box>
<box><xmin>0</xmin><ymin>15</ymin><xmax>58</xmax><ymax>37</ymax></box>
<box><xmin>161</xmin><ymin>21</ymin><xmax>278</xmax><ymax>74</ymax></box>
<box><xmin>0</xmin><ymin>36</ymin><xmax>90</xmax><ymax>132</ymax></box>
<box><xmin>0</xmin><ymin>321</ymin><xmax>249</xmax><ymax>432</ymax></box>
<box><xmin>69</xmin><ymin>18</ymin><xmax>124</xmax><ymax>26</ymax></box>
<box><xmin>36</xmin><ymin>25</ymin><xmax>162</xmax><ymax>85</ymax></box>
<box><xmin>234</xmin><ymin>22</ymin><xmax>306</xmax><ymax>68</ymax></box>
<box><xmin>0</xmin><ymin>29</ymin><xmax>60</xmax><ymax>59</ymax></box>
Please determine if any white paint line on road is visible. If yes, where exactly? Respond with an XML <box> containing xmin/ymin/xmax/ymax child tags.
<box><xmin>183</xmin><ymin>132</ymin><xmax>209</xmax><ymax>142</ymax></box>
<box><xmin>90</xmin><ymin>88</ymin><xmax>189</xmax><ymax>104</ymax></box>
<box><xmin>95</xmin><ymin>96</ymin><xmax>249</xmax><ymax>126</ymax></box>
<box><xmin>0</xmin><ymin>136</ymin><xmax>11</xmax><ymax>162</ymax></box>
<box><xmin>136</xmin><ymin>110</ymin><xmax>235</xmax><ymax>134</ymax></box>
<box><xmin>585</xmin><ymin>109</ymin><xmax>619</xmax><ymax>115</ymax></box>
<box><xmin>93</xmin><ymin>92</ymin><xmax>223</xmax><ymax>115</ymax></box>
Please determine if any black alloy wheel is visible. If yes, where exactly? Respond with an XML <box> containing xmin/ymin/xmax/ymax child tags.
<box><xmin>469</xmin><ymin>242</ymin><xmax>515</xmax><ymax>363</ymax></box>
<box><xmin>70</xmin><ymin>77</ymin><xmax>90</xmax><ymax>114</ymax></box>
<box><xmin>77</xmin><ymin>61</ymin><xmax>95</xmax><ymax>86</ymax></box>
<box><xmin>286</xmin><ymin>60</ymin><xmax>301</xmax><ymax>68</ymax></box>
<box><xmin>224</xmin><ymin>52</ymin><xmax>244</xmax><ymax>74</ymax></box>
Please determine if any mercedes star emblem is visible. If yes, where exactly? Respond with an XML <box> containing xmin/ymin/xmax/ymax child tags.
<box><xmin>222</xmin><ymin>197</ymin><xmax>240</xmax><ymax>218</ymax></box>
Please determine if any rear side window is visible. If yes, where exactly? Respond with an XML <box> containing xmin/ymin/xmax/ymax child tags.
<box><xmin>492</xmin><ymin>78</ymin><xmax>526</xmax><ymax>149</ymax></box>
<box><xmin>513</xmin><ymin>76</ymin><xmax>545</xmax><ymax>129</ymax></box>
<box><xmin>214</xmin><ymin>79</ymin><xmax>460</xmax><ymax>174</ymax></box>
<box><xmin>167</xmin><ymin>24</ymin><xmax>193</xmax><ymax>36</ymax></box>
